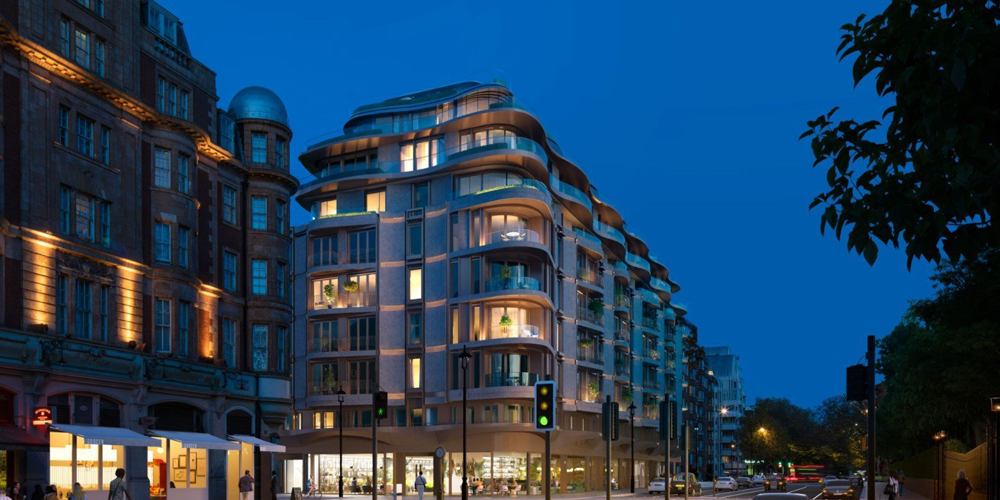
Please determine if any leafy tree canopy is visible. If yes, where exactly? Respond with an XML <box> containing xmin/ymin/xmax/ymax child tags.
<box><xmin>803</xmin><ymin>0</ymin><xmax>1000</xmax><ymax>267</ymax></box>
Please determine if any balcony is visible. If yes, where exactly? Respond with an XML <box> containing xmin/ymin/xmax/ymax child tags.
<box><xmin>485</xmin><ymin>324</ymin><xmax>541</xmax><ymax>340</ymax></box>
<box><xmin>577</xmin><ymin>341</ymin><xmax>604</xmax><ymax>364</ymax></box>
<box><xmin>313</xmin><ymin>290</ymin><xmax>377</xmax><ymax>310</ymax></box>
<box><xmin>593</xmin><ymin>221</ymin><xmax>626</xmax><ymax>246</ymax></box>
<box><xmin>309</xmin><ymin>335</ymin><xmax>377</xmax><ymax>354</ymax></box>
<box><xmin>650</xmin><ymin>277</ymin><xmax>672</xmax><ymax>294</ymax></box>
<box><xmin>644</xmin><ymin>378</ymin><xmax>661</xmax><ymax>391</ymax></box>
<box><xmin>609</xmin><ymin>259</ymin><xmax>629</xmax><ymax>276</ymax></box>
<box><xmin>454</xmin><ymin>178</ymin><xmax>549</xmax><ymax>201</ymax></box>
<box><xmin>614</xmin><ymin>362</ymin><xmax>630</xmax><ymax>378</ymax></box>
<box><xmin>484</xmin><ymin>276</ymin><xmax>540</xmax><ymax>293</ymax></box>
<box><xmin>484</xmin><ymin>229</ymin><xmax>541</xmax><ymax>246</ymax></box>
<box><xmin>577</xmin><ymin>267</ymin><xmax>601</xmax><ymax>287</ymax></box>
<box><xmin>549</xmin><ymin>175</ymin><xmax>593</xmax><ymax>212</ymax></box>
<box><xmin>638</xmin><ymin>287</ymin><xmax>660</xmax><ymax>306</ymax></box>
<box><xmin>625</xmin><ymin>252</ymin><xmax>651</xmax><ymax>273</ymax></box>
<box><xmin>614</xmin><ymin>327</ymin><xmax>630</xmax><ymax>344</ymax></box>
<box><xmin>643</xmin><ymin>345</ymin><xmax>661</xmax><ymax>361</ymax></box>
<box><xmin>642</xmin><ymin>315</ymin><xmax>661</xmax><ymax>331</ymax></box>
<box><xmin>576</xmin><ymin>305</ymin><xmax>605</xmax><ymax>327</ymax></box>
<box><xmin>485</xmin><ymin>372</ymin><xmax>540</xmax><ymax>387</ymax></box>
<box><xmin>573</xmin><ymin>229</ymin><xmax>604</xmax><ymax>254</ymax></box>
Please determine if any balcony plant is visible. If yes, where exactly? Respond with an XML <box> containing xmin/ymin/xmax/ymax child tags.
<box><xmin>499</xmin><ymin>313</ymin><xmax>513</xmax><ymax>334</ymax></box>
<box><xmin>578</xmin><ymin>338</ymin><xmax>594</xmax><ymax>349</ymax></box>
<box><xmin>323</xmin><ymin>371</ymin><xmax>337</xmax><ymax>395</ymax></box>
<box><xmin>343</xmin><ymin>280</ymin><xmax>359</xmax><ymax>305</ymax></box>
<box><xmin>621</xmin><ymin>388</ymin><xmax>633</xmax><ymax>403</ymax></box>
<box><xmin>498</xmin><ymin>264</ymin><xmax>514</xmax><ymax>290</ymax></box>
<box><xmin>587</xmin><ymin>298</ymin><xmax>605</xmax><ymax>318</ymax></box>
<box><xmin>323</xmin><ymin>283</ymin><xmax>336</xmax><ymax>308</ymax></box>
<box><xmin>578</xmin><ymin>268</ymin><xmax>593</xmax><ymax>283</ymax></box>
<box><xmin>588</xmin><ymin>381</ymin><xmax>601</xmax><ymax>400</ymax></box>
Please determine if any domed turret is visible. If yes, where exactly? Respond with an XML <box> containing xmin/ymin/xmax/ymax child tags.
<box><xmin>228</xmin><ymin>86</ymin><xmax>288</xmax><ymax>127</ymax></box>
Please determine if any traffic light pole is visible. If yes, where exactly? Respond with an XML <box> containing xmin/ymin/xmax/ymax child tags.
<box><xmin>606</xmin><ymin>395</ymin><xmax>613</xmax><ymax>500</ymax></box>
<box><xmin>373</xmin><ymin>390</ymin><xmax>378</xmax><ymax>500</ymax></box>
<box><xmin>666</xmin><ymin>396</ymin><xmax>670</xmax><ymax>500</ymax></box>
<box><xmin>684</xmin><ymin>423</ymin><xmax>690</xmax><ymax>500</ymax></box>
<box><xmin>866</xmin><ymin>335</ymin><xmax>876</xmax><ymax>500</ymax></box>
<box><xmin>544</xmin><ymin>430</ymin><xmax>552</xmax><ymax>500</ymax></box>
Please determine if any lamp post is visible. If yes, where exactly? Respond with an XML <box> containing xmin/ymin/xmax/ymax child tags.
<box><xmin>718</xmin><ymin>408</ymin><xmax>728</xmax><ymax>479</ymax></box>
<box><xmin>460</xmin><ymin>346</ymin><xmax>472</xmax><ymax>500</ymax></box>
<box><xmin>990</xmin><ymin>398</ymin><xmax>1000</xmax><ymax>500</ymax></box>
<box><xmin>628</xmin><ymin>401</ymin><xmax>637</xmax><ymax>493</ymax></box>
<box><xmin>337</xmin><ymin>387</ymin><xmax>346</xmax><ymax>498</ymax></box>
<box><xmin>933</xmin><ymin>430</ymin><xmax>947</xmax><ymax>500</ymax></box>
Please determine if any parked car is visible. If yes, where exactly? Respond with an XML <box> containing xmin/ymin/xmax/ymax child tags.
<box><xmin>649</xmin><ymin>478</ymin><xmax>667</xmax><ymax>494</ymax></box>
<box><xmin>672</xmin><ymin>473</ymin><xmax>702</xmax><ymax>496</ymax></box>
<box><xmin>716</xmin><ymin>477</ymin><xmax>739</xmax><ymax>492</ymax></box>
<box><xmin>752</xmin><ymin>475</ymin><xmax>767</xmax><ymax>487</ymax></box>
<box><xmin>737</xmin><ymin>477</ymin><xmax>752</xmax><ymax>489</ymax></box>
<box><xmin>821</xmin><ymin>480</ymin><xmax>856</xmax><ymax>500</ymax></box>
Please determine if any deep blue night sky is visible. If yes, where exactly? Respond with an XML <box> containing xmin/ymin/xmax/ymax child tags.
<box><xmin>165</xmin><ymin>0</ymin><xmax>934</xmax><ymax>408</ymax></box>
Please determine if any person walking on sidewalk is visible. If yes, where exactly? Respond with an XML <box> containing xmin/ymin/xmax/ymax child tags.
<box><xmin>954</xmin><ymin>470</ymin><xmax>973</xmax><ymax>500</ymax></box>
<box><xmin>239</xmin><ymin>470</ymin><xmax>254</xmax><ymax>500</ymax></box>
<box><xmin>885</xmin><ymin>470</ymin><xmax>900</xmax><ymax>500</ymax></box>
<box><xmin>414</xmin><ymin>471</ymin><xmax>427</xmax><ymax>500</ymax></box>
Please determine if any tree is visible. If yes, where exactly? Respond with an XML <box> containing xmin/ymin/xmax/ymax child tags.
<box><xmin>815</xmin><ymin>396</ymin><xmax>867</xmax><ymax>473</ymax></box>
<box><xmin>803</xmin><ymin>0</ymin><xmax>1000</xmax><ymax>267</ymax></box>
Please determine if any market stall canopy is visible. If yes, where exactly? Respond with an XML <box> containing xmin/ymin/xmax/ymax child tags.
<box><xmin>149</xmin><ymin>430</ymin><xmax>240</xmax><ymax>450</ymax></box>
<box><xmin>229</xmin><ymin>434</ymin><xmax>285</xmax><ymax>452</ymax></box>
<box><xmin>51</xmin><ymin>424</ymin><xmax>159</xmax><ymax>447</ymax></box>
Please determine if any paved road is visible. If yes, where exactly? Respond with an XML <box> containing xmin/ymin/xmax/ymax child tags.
<box><xmin>696</xmin><ymin>482</ymin><xmax>826</xmax><ymax>499</ymax></box>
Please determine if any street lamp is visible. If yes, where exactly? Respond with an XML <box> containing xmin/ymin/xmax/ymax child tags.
<box><xmin>717</xmin><ymin>408</ymin><xmax>728</xmax><ymax>478</ymax></box>
<box><xmin>459</xmin><ymin>345</ymin><xmax>472</xmax><ymax>500</ymax></box>
<box><xmin>989</xmin><ymin>398</ymin><xmax>1000</xmax><ymax>500</ymax></box>
<box><xmin>933</xmin><ymin>430</ymin><xmax>947</xmax><ymax>500</ymax></box>
<box><xmin>337</xmin><ymin>387</ymin><xmax>346</xmax><ymax>498</ymax></box>
<box><xmin>628</xmin><ymin>401</ymin><xmax>637</xmax><ymax>493</ymax></box>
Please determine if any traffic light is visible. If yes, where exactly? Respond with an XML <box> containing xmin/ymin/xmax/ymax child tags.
<box><xmin>534</xmin><ymin>381</ymin><xmax>556</xmax><ymax>431</ymax></box>
<box><xmin>846</xmin><ymin>364</ymin><xmax>867</xmax><ymax>401</ymax></box>
<box><xmin>374</xmin><ymin>391</ymin><xmax>388</xmax><ymax>420</ymax></box>
<box><xmin>602</xmin><ymin>401</ymin><xmax>620</xmax><ymax>441</ymax></box>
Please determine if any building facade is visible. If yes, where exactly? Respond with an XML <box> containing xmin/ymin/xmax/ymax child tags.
<box><xmin>705</xmin><ymin>346</ymin><xmax>746</xmax><ymax>476</ymax></box>
<box><xmin>0</xmin><ymin>1</ymin><xmax>296</xmax><ymax>498</ymax></box>
<box><xmin>680</xmin><ymin>321</ymin><xmax>720</xmax><ymax>480</ymax></box>
<box><xmin>283</xmin><ymin>80</ymin><xmax>687</xmax><ymax>494</ymax></box>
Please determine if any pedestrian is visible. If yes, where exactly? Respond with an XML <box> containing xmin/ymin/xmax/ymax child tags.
<box><xmin>415</xmin><ymin>471</ymin><xmax>427</xmax><ymax>500</ymax></box>
<box><xmin>954</xmin><ymin>470</ymin><xmax>973</xmax><ymax>500</ymax></box>
<box><xmin>271</xmin><ymin>470</ymin><xmax>279</xmax><ymax>500</ymax></box>
<box><xmin>885</xmin><ymin>470</ymin><xmax>899</xmax><ymax>500</ymax></box>
<box><xmin>70</xmin><ymin>482</ymin><xmax>87</xmax><ymax>500</ymax></box>
<box><xmin>109</xmin><ymin>468</ymin><xmax>133</xmax><ymax>500</ymax></box>
<box><xmin>41</xmin><ymin>486</ymin><xmax>56</xmax><ymax>500</ymax></box>
<box><xmin>30</xmin><ymin>485</ymin><xmax>42</xmax><ymax>500</ymax></box>
<box><xmin>899</xmin><ymin>471</ymin><xmax>905</xmax><ymax>498</ymax></box>
<box><xmin>12</xmin><ymin>482</ymin><xmax>22</xmax><ymax>500</ymax></box>
<box><xmin>239</xmin><ymin>470</ymin><xmax>254</xmax><ymax>500</ymax></box>
<box><xmin>1</xmin><ymin>486</ymin><xmax>14</xmax><ymax>500</ymax></box>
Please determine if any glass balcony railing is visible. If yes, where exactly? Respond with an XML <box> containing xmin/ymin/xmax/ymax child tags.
<box><xmin>593</xmin><ymin>221</ymin><xmax>626</xmax><ymax>245</ymax></box>
<box><xmin>313</xmin><ymin>290</ymin><xmax>377</xmax><ymax>309</ymax></box>
<box><xmin>549</xmin><ymin>175</ymin><xmax>593</xmax><ymax>212</ymax></box>
<box><xmin>638</xmin><ymin>287</ymin><xmax>660</xmax><ymax>305</ymax></box>
<box><xmin>643</xmin><ymin>315</ymin><xmax>661</xmax><ymax>331</ymax></box>
<box><xmin>454</xmin><ymin>178</ymin><xmax>548</xmax><ymax>200</ymax></box>
<box><xmin>614</xmin><ymin>363</ymin><xmax>630</xmax><ymax>377</ymax></box>
<box><xmin>644</xmin><ymin>346</ymin><xmax>662</xmax><ymax>361</ymax></box>
<box><xmin>644</xmin><ymin>379</ymin><xmax>661</xmax><ymax>391</ymax></box>
<box><xmin>610</xmin><ymin>259</ymin><xmax>629</xmax><ymax>275</ymax></box>
<box><xmin>614</xmin><ymin>291</ymin><xmax>630</xmax><ymax>309</ymax></box>
<box><xmin>625</xmin><ymin>252</ymin><xmax>651</xmax><ymax>273</ymax></box>
<box><xmin>485</xmin><ymin>372</ymin><xmax>540</xmax><ymax>387</ymax></box>
<box><xmin>577</xmin><ymin>306</ymin><xmax>605</xmax><ymax>326</ymax></box>
<box><xmin>615</xmin><ymin>326</ymin><xmax>630</xmax><ymax>343</ymax></box>
<box><xmin>577</xmin><ymin>267</ymin><xmax>601</xmax><ymax>286</ymax></box>
<box><xmin>573</xmin><ymin>228</ymin><xmax>603</xmax><ymax>249</ymax></box>
<box><xmin>485</xmin><ymin>229</ymin><xmax>541</xmax><ymax>246</ymax></box>
<box><xmin>484</xmin><ymin>276</ymin><xmax>540</xmax><ymax>293</ymax></box>
<box><xmin>578</xmin><ymin>343</ymin><xmax>604</xmax><ymax>364</ymax></box>
<box><xmin>650</xmin><ymin>277</ymin><xmax>671</xmax><ymax>293</ymax></box>
<box><xmin>486</xmin><ymin>324</ymin><xmax>541</xmax><ymax>340</ymax></box>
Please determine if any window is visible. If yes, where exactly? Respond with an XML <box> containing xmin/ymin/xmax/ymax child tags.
<box><xmin>94</xmin><ymin>39</ymin><xmax>105</xmax><ymax>77</ymax></box>
<box><xmin>315</xmin><ymin>199</ymin><xmax>337</xmax><ymax>218</ymax></box>
<box><xmin>75</xmin><ymin>115</ymin><xmax>94</xmax><ymax>157</ymax></box>
<box><xmin>460</xmin><ymin>128</ymin><xmax>517</xmax><ymax>151</ymax></box>
<box><xmin>251</xmin><ymin>259</ymin><xmax>267</xmax><ymax>295</ymax></box>
<box><xmin>365</xmin><ymin>190</ymin><xmax>385</xmax><ymax>213</ymax></box>
<box><xmin>153</xmin><ymin>148</ymin><xmax>171</xmax><ymax>188</ymax></box>
<box><xmin>60</xmin><ymin>19</ymin><xmax>71</xmax><ymax>57</ymax></box>
<box><xmin>177</xmin><ymin>155</ymin><xmax>190</xmax><ymax>194</ymax></box>
<box><xmin>277</xmin><ymin>262</ymin><xmax>287</xmax><ymax>299</ymax></box>
<box><xmin>252</xmin><ymin>325</ymin><xmax>268</xmax><ymax>371</ymax></box>
<box><xmin>408</xmin><ymin>267</ymin><xmax>423</xmax><ymax>301</ymax></box>
<box><xmin>312</xmin><ymin>321</ymin><xmax>338</xmax><ymax>353</ymax></box>
<box><xmin>472</xmin><ymin>257</ymin><xmax>481</xmax><ymax>294</ymax></box>
<box><xmin>74</xmin><ymin>279</ymin><xmax>92</xmax><ymax>339</ymax></box>
<box><xmin>407</xmin><ymin>222</ymin><xmax>422</xmax><ymax>258</ymax></box>
<box><xmin>179</xmin><ymin>91</ymin><xmax>189</xmax><ymax>120</ymax></box>
<box><xmin>222</xmin><ymin>186</ymin><xmax>237</xmax><ymax>224</ymax></box>
<box><xmin>99</xmin><ymin>285</ymin><xmax>110</xmax><ymax>342</ymax></box>
<box><xmin>154</xmin><ymin>222</ymin><xmax>171</xmax><ymax>264</ymax></box>
<box><xmin>348</xmin><ymin>229</ymin><xmax>376</xmax><ymax>264</ymax></box>
<box><xmin>455</xmin><ymin>171</ymin><xmax>525</xmax><ymax>197</ymax></box>
<box><xmin>100</xmin><ymin>126</ymin><xmax>111</xmax><ymax>164</ymax></box>
<box><xmin>56</xmin><ymin>107</ymin><xmax>72</xmax><ymax>147</ymax></box>
<box><xmin>223</xmin><ymin>251</ymin><xmax>238</xmax><ymax>290</ymax></box>
<box><xmin>409</xmin><ymin>357</ymin><xmax>422</xmax><ymax>389</ymax></box>
<box><xmin>399</xmin><ymin>137</ymin><xmax>444</xmax><ymax>172</ymax></box>
<box><xmin>276</xmin><ymin>326</ymin><xmax>288</xmax><ymax>373</ymax></box>
<box><xmin>155</xmin><ymin>298</ymin><xmax>171</xmax><ymax>353</ymax></box>
<box><xmin>157</xmin><ymin>77</ymin><xmax>166</xmax><ymax>113</ymax></box>
<box><xmin>450</xmin><ymin>213</ymin><xmax>460</xmax><ymax>251</ymax></box>
<box><xmin>450</xmin><ymin>306</ymin><xmax>459</xmax><ymax>344</ymax></box>
<box><xmin>222</xmin><ymin>318</ymin><xmax>236</xmax><ymax>368</ymax></box>
<box><xmin>178</xmin><ymin>301</ymin><xmax>190</xmax><ymax>356</ymax></box>
<box><xmin>413</xmin><ymin>182</ymin><xmax>429</xmax><ymax>208</ymax></box>
<box><xmin>75</xmin><ymin>193</ymin><xmax>95</xmax><ymax>240</ymax></box>
<box><xmin>312</xmin><ymin>363</ymin><xmax>338</xmax><ymax>395</ymax></box>
<box><xmin>99</xmin><ymin>201</ymin><xmax>111</xmax><ymax>247</ymax></box>
<box><xmin>276</xmin><ymin>200</ymin><xmax>287</xmax><ymax>235</ymax></box>
<box><xmin>251</xmin><ymin>196</ymin><xmax>267</xmax><ymax>230</ymax></box>
<box><xmin>251</xmin><ymin>133</ymin><xmax>267</xmax><ymax>163</ymax></box>
<box><xmin>276</xmin><ymin>138</ymin><xmax>286</xmax><ymax>169</ymax></box>
<box><xmin>311</xmin><ymin>236</ymin><xmax>338</xmax><ymax>266</ymax></box>
<box><xmin>219</xmin><ymin>114</ymin><xmax>235</xmax><ymax>152</ymax></box>
<box><xmin>57</xmin><ymin>275</ymin><xmax>68</xmax><ymax>334</ymax></box>
<box><xmin>74</xmin><ymin>29</ymin><xmax>90</xmax><ymax>69</ymax></box>
<box><xmin>349</xmin><ymin>317</ymin><xmax>375</xmax><ymax>351</ymax></box>
<box><xmin>168</xmin><ymin>83</ymin><xmax>177</xmax><ymax>116</ymax></box>
<box><xmin>178</xmin><ymin>226</ymin><xmax>189</xmax><ymax>268</ymax></box>
<box><xmin>59</xmin><ymin>186</ymin><xmax>72</xmax><ymax>234</ymax></box>
<box><xmin>408</xmin><ymin>312</ymin><xmax>423</xmax><ymax>345</ymax></box>
<box><xmin>450</xmin><ymin>260</ymin><xmax>459</xmax><ymax>298</ymax></box>
<box><xmin>348</xmin><ymin>360</ymin><xmax>375</xmax><ymax>394</ymax></box>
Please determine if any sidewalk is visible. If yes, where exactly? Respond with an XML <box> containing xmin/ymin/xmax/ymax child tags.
<box><xmin>278</xmin><ymin>491</ymin><xmax>662</xmax><ymax>500</ymax></box>
<box><xmin>864</xmin><ymin>482</ymin><xmax>931</xmax><ymax>500</ymax></box>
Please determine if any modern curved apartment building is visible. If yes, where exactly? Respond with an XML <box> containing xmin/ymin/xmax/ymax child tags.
<box><xmin>284</xmin><ymin>80</ymin><xmax>687</xmax><ymax>495</ymax></box>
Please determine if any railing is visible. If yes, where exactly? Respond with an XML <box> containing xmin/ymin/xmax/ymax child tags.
<box><xmin>485</xmin><ymin>324</ymin><xmax>541</xmax><ymax>340</ymax></box>
<box><xmin>577</xmin><ymin>267</ymin><xmax>601</xmax><ymax>286</ymax></box>
<box><xmin>485</xmin><ymin>372</ymin><xmax>540</xmax><ymax>387</ymax></box>
<box><xmin>625</xmin><ymin>252</ymin><xmax>651</xmax><ymax>273</ymax></box>
<box><xmin>577</xmin><ymin>343</ymin><xmax>603</xmax><ymax>364</ymax></box>
<box><xmin>593</xmin><ymin>221</ymin><xmax>626</xmax><ymax>245</ymax></box>
<box><xmin>484</xmin><ymin>229</ymin><xmax>541</xmax><ymax>246</ymax></box>
<box><xmin>614</xmin><ymin>363</ymin><xmax>630</xmax><ymax>377</ymax></box>
<box><xmin>644</xmin><ymin>346</ymin><xmax>661</xmax><ymax>361</ymax></box>
<box><xmin>573</xmin><ymin>229</ymin><xmax>602</xmax><ymax>250</ymax></box>
<box><xmin>577</xmin><ymin>306</ymin><xmax>605</xmax><ymax>326</ymax></box>
<box><xmin>310</xmin><ymin>249</ymin><xmax>378</xmax><ymax>267</ymax></box>
<box><xmin>314</xmin><ymin>290</ymin><xmax>377</xmax><ymax>309</ymax></box>
<box><xmin>644</xmin><ymin>378</ymin><xmax>661</xmax><ymax>391</ymax></box>
<box><xmin>609</xmin><ymin>259</ymin><xmax>629</xmax><ymax>275</ymax></box>
<box><xmin>650</xmin><ymin>277</ymin><xmax>672</xmax><ymax>293</ymax></box>
<box><xmin>642</xmin><ymin>315</ymin><xmax>661</xmax><ymax>330</ymax></box>
<box><xmin>310</xmin><ymin>336</ymin><xmax>378</xmax><ymax>353</ymax></box>
<box><xmin>638</xmin><ymin>287</ymin><xmax>660</xmax><ymax>305</ymax></box>
<box><xmin>484</xmin><ymin>277</ymin><xmax>540</xmax><ymax>292</ymax></box>
<box><xmin>549</xmin><ymin>175</ymin><xmax>593</xmax><ymax>212</ymax></box>
<box><xmin>614</xmin><ymin>292</ymin><xmax>630</xmax><ymax>309</ymax></box>
<box><xmin>454</xmin><ymin>178</ymin><xmax>547</xmax><ymax>200</ymax></box>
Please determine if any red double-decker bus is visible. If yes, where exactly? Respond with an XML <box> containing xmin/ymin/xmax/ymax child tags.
<box><xmin>788</xmin><ymin>464</ymin><xmax>826</xmax><ymax>482</ymax></box>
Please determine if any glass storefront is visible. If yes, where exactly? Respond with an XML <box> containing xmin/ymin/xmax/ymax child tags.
<box><xmin>148</xmin><ymin>437</ymin><xmax>208</xmax><ymax>500</ymax></box>
<box><xmin>50</xmin><ymin>431</ymin><xmax>126</xmax><ymax>498</ymax></box>
<box><xmin>445</xmin><ymin>452</ymin><xmax>529</xmax><ymax>496</ymax></box>
<box><xmin>310</xmin><ymin>454</ymin><xmax>393</xmax><ymax>494</ymax></box>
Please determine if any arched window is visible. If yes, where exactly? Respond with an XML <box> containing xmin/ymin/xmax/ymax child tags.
<box><xmin>226</xmin><ymin>409</ymin><xmax>254</xmax><ymax>435</ymax></box>
<box><xmin>47</xmin><ymin>393</ymin><xmax>122</xmax><ymax>426</ymax></box>
<box><xmin>149</xmin><ymin>402</ymin><xmax>205</xmax><ymax>432</ymax></box>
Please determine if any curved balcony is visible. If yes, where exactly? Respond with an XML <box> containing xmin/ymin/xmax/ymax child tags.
<box><xmin>613</xmin><ymin>327</ymin><xmax>631</xmax><ymax>347</ymax></box>
<box><xmin>451</xmin><ymin>179</ymin><xmax>553</xmax><ymax>221</ymax></box>
<box><xmin>454</xmin><ymin>178</ymin><xmax>548</xmax><ymax>201</ymax></box>
<box><xmin>483</xmin><ymin>276</ymin><xmax>540</xmax><ymax>293</ymax></box>
<box><xmin>573</xmin><ymin>229</ymin><xmax>604</xmax><ymax>256</ymax></box>
<box><xmin>670</xmin><ymin>303</ymin><xmax>688</xmax><ymax>316</ymax></box>
<box><xmin>486</xmin><ymin>228</ymin><xmax>540</xmax><ymax>246</ymax></box>
<box><xmin>650</xmin><ymin>277</ymin><xmax>672</xmax><ymax>295</ymax></box>
<box><xmin>638</xmin><ymin>287</ymin><xmax>660</xmax><ymax>306</ymax></box>
<box><xmin>593</xmin><ymin>221</ymin><xmax>626</xmax><ymax>247</ymax></box>
<box><xmin>485</xmin><ymin>372</ymin><xmax>540</xmax><ymax>388</ymax></box>
<box><xmin>550</xmin><ymin>175</ymin><xmax>594</xmax><ymax>224</ymax></box>
<box><xmin>610</xmin><ymin>260</ymin><xmax>630</xmax><ymax>278</ymax></box>
<box><xmin>613</xmin><ymin>292</ymin><xmax>631</xmax><ymax>312</ymax></box>
<box><xmin>485</xmin><ymin>324</ymin><xmax>541</xmax><ymax>340</ymax></box>
<box><xmin>625</xmin><ymin>252</ymin><xmax>651</xmax><ymax>274</ymax></box>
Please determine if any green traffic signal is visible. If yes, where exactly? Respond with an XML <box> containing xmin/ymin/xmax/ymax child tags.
<box><xmin>539</xmin><ymin>416</ymin><xmax>548</xmax><ymax>427</ymax></box>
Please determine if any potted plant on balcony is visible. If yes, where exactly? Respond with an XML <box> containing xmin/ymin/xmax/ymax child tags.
<box><xmin>343</xmin><ymin>280</ymin><xmax>360</xmax><ymax>306</ymax></box>
<box><xmin>621</xmin><ymin>388</ymin><xmax>633</xmax><ymax>403</ymax></box>
<box><xmin>579</xmin><ymin>268</ymin><xmax>593</xmax><ymax>283</ymax></box>
<box><xmin>615</xmin><ymin>290</ymin><xmax>627</xmax><ymax>308</ymax></box>
<box><xmin>578</xmin><ymin>337</ymin><xmax>594</xmax><ymax>349</ymax></box>
<box><xmin>499</xmin><ymin>313</ymin><xmax>513</xmax><ymax>335</ymax></box>
<box><xmin>323</xmin><ymin>371</ymin><xmax>337</xmax><ymax>395</ymax></box>
<box><xmin>588</xmin><ymin>381</ymin><xmax>601</xmax><ymax>400</ymax></box>
<box><xmin>498</xmin><ymin>264</ymin><xmax>514</xmax><ymax>290</ymax></box>
<box><xmin>323</xmin><ymin>283</ymin><xmax>336</xmax><ymax>308</ymax></box>
<box><xmin>587</xmin><ymin>298</ymin><xmax>605</xmax><ymax>319</ymax></box>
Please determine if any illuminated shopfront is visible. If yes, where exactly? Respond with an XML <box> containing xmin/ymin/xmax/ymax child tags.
<box><xmin>226</xmin><ymin>435</ymin><xmax>286</xmax><ymax>500</ymax></box>
<box><xmin>49</xmin><ymin>425</ymin><xmax>158</xmax><ymax>498</ymax></box>
<box><xmin>148</xmin><ymin>431</ymin><xmax>239</xmax><ymax>500</ymax></box>
<box><xmin>309</xmin><ymin>454</ymin><xmax>393</xmax><ymax>494</ymax></box>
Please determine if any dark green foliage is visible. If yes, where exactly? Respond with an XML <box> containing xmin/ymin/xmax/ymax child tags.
<box><xmin>804</xmin><ymin>0</ymin><xmax>1000</xmax><ymax>267</ymax></box>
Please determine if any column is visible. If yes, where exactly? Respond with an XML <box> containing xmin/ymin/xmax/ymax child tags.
<box><xmin>126</xmin><ymin>446</ymin><xmax>152</xmax><ymax>500</ymax></box>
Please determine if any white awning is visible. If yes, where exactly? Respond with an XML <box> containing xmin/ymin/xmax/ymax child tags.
<box><xmin>50</xmin><ymin>425</ymin><xmax>159</xmax><ymax>447</ymax></box>
<box><xmin>149</xmin><ymin>430</ymin><xmax>239</xmax><ymax>450</ymax></box>
<box><xmin>229</xmin><ymin>435</ymin><xmax>286</xmax><ymax>452</ymax></box>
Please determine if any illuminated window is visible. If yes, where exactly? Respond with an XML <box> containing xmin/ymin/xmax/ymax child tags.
<box><xmin>365</xmin><ymin>189</ymin><xmax>385</xmax><ymax>213</ymax></box>
<box><xmin>409</xmin><ymin>357</ymin><xmax>422</xmax><ymax>389</ymax></box>
<box><xmin>315</xmin><ymin>198</ymin><xmax>337</xmax><ymax>218</ymax></box>
<box><xmin>408</xmin><ymin>268</ymin><xmax>423</xmax><ymax>301</ymax></box>
<box><xmin>74</xmin><ymin>29</ymin><xmax>90</xmax><ymax>69</ymax></box>
<box><xmin>399</xmin><ymin>137</ymin><xmax>444</xmax><ymax>172</ymax></box>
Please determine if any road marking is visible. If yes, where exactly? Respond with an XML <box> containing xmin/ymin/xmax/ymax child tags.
<box><xmin>715</xmin><ymin>487</ymin><xmax>764</xmax><ymax>498</ymax></box>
